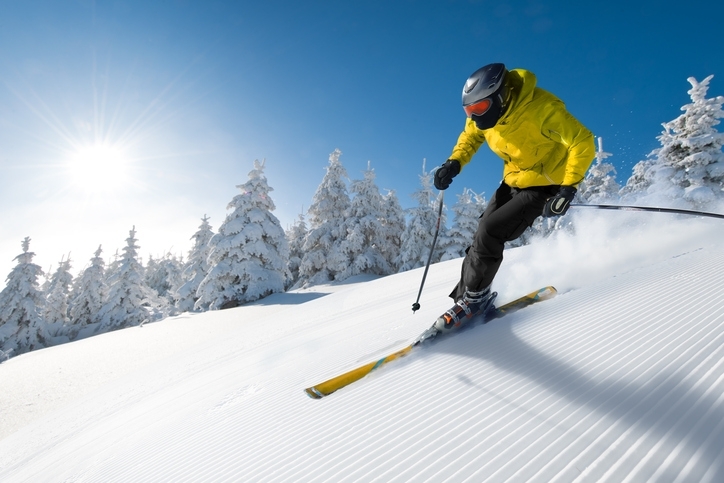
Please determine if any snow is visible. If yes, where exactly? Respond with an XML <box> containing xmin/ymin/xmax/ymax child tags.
<box><xmin>2</xmin><ymin>211</ymin><xmax>724</xmax><ymax>482</ymax></box>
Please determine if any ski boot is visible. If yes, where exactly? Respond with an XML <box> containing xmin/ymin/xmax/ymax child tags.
<box><xmin>434</xmin><ymin>287</ymin><xmax>497</xmax><ymax>333</ymax></box>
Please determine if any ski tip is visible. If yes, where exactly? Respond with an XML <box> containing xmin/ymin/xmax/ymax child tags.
<box><xmin>538</xmin><ymin>286</ymin><xmax>557</xmax><ymax>299</ymax></box>
<box><xmin>305</xmin><ymin>387</ymin><xmax>326</xmax><ymax>399</ymax></box>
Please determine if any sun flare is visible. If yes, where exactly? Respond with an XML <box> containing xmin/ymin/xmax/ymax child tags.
<box><xmin>68</xmin><ymin>143</ymin><xmax>130</xmax><ymax>193</ymax></box>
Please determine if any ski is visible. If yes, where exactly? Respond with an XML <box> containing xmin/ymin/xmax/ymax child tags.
<box><xmin>304</xmin><ymin>286</ymin><xmax>557</xmax><ymax>399</ymax></box>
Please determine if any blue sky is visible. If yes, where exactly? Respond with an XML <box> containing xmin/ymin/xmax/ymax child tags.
<box><xmin>1</xmin><ymin>0</ymin><xmax>723</xmax><ymax>280</ymax></box>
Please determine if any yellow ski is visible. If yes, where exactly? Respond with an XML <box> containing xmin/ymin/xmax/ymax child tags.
<box><xmin>305</xmin><ymin>286</ymin><xmax>557</xmax><ymax>399</ymax></box>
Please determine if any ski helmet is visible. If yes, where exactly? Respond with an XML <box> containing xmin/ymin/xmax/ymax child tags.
<box><xmin>462</xmin><ymin>63</ymin><xmax>510</xmax><ymax>129</ymax></box>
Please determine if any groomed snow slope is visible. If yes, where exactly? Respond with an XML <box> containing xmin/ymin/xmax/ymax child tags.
<box><xmin>2</xmin><ymin>212</ymin><xmax>724</xmax><ymax>482</ymax></box>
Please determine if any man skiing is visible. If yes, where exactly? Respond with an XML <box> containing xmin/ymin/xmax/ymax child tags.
<box><xmin>433</xmin><ymin>63</ymin><xmax>595</xmax><ymax>332</ymax></box>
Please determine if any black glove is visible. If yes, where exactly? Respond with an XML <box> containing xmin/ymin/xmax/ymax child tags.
<box><xmin>542</xmin><ymin>186</ymin><xmax>577</xmax><ymax>217</ymax></box>
<box><xmin>433</xmin><ymin>159</ymin><xmax>461</xmax><ymax>190</ymax></box>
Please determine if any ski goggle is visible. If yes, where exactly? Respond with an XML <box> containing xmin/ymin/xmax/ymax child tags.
<box><xmin>463</xmin><ymin>98</ymin><xmax>492</xmax><ymax>117</ymax></box>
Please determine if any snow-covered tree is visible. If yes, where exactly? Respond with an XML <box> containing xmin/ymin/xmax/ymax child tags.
<box><xmin>98</xmin><ymin>227</ymin><xmax>161</xmax><ymax>331</ymax></box>
<box><xmin>577</xmin><ymin>137</ymin><xmax>621</xmax><ymax>203</ymax></box>
<box><xmin>145</xmin><ymin>252</ymin><xmax>184</xmax><ymax>315</ymax></box>
<box><xmin>379</xmin><ymin>189</ymin><xmax>405</xmax><ymax>271</ymax></box>
<box><xmin>297</xmin><ymin>149</ymin><xmax>351</xmax><ymax>286</ymax></box>
<box><xmin>621</xmin><ymin>158</ymin><xmax>654</xmax><ymax>200</ymax></box>
<box><xmin>285</xmin><ymin>213</ymin><xmax>308</xmax><ymax>289</ymax></box>
<box><xmin>336</xmin><ymin>162</ymin><xmax>391</xmax><ymax>280</ymax></box>
<box><xmin>197</xmin><ymin>159</ymin><xmax>290</xmax><ymax>310</ymax></box>
<box><xmin>396</xmin><ymin>160</ymin><xmax>444</xmax><ymax>272</ymax></box>
<box><xmin>176</xmin><ymin>215</ymin><xmax>214</xmax><ymax>312</ymax></box>
<box><xmin>144</xmin><ymin>256</ymin><xmax>160</xmax><ymax>293</ymax></box>
<box><xmin>0</xmin><ymin>237</ymin><xmax>48</xmax><ymax>357</ymax></box>
<box><xmin>69</xmin><ymin>246</ymin><xmax>107</xmax><ymax>337</ymax></box>
<box><xmin>104</xmin><ymin>249</ymin><xmax>122</xmax><ymax>286</ymax></box>
<box><xmin>439</xmin><ymin>188</ymin><xmax>487</xmax><ymax>261</ymax></box>
<box><xmin>43</xmin><ymin>255</ymin><xmax>73</xmax><ymax>335</ymax></box>
<box><xmin>624</xmin><ymin>75</ymin><xmax>724</xmax><ymax>206</ymax></box>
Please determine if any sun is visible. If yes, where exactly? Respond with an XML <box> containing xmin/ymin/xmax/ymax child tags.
<box><xmin>67</xmin><ymin>143</ymin><xmax>130</xmax><ymax>193</ymax></box>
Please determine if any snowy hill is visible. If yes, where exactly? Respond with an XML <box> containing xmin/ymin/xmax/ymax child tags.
<box><xmin>2</xmin><ymin>210</ymin><xmax>724</xmax><ymax>482</ymax></box>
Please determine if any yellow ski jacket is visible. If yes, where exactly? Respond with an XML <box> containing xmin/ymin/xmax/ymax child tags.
<box><xmin>450</xmin><ymin>69</ymin><xmax>595</xmax><ymax>188</ymax></box>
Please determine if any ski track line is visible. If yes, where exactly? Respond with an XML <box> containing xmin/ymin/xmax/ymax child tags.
<box><xmin>552</xmin><ymin>314</ymin><xmax>720</xmax><ymax>480</ymax></box>
<box><xmin>572</xmin><ymin>306</ymin><xmax>724</xmax><ymax>476</ymax></box>
<box><xmin>638</xmin><ymin>368</ymin><xmax>724</xmax><ymax>482</ymax></box>
<box><xmin>523</xmin><ymin>311</ymin><xmax>724</xmax><ymax>483</ymax></box>
<box><xmin>580</xmin><ymin>350</ymin><xmax>724</xmax><ymax>481</ymax></box>
<box><xmin>536</xmin><ymin>308</ymin><xmax>724</xmax><ymax>482</ymax></box>
<box><xmin>560</xmin><ymin>255</ymin><xmax>724</xmax><ymax>482</ymax></box>
<box><xmin>672</xmin><ymin>405</ymin><xmax>724</xmax><ymax>483</ymax></box>
<box><xmin>614</xmin><ymin>306</ymin><xmax>724</xmax><ymax>481</ymax></box>
<box><xmin>664</xmin><ymin>394</ymin><xmax>724</xmax><ymax>483</ymax></box>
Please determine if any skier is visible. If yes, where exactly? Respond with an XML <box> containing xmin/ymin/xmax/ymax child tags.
<box><xmin>433</xmin><ymin>63</ymin><xmax>595</xmax><ymax>332</ymax></box>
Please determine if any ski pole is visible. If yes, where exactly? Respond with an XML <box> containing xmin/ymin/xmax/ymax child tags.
<box><xmin>412</xmin><ymin>191</ymin><xmax>444</xmax><ymax>313</ymax></box>
<box><xmin>570</xmin><ymin>203</ymin><xmax>724</xmax><ymax>220</ymax></box>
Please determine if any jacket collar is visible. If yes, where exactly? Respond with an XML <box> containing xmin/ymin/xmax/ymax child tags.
<box><xmin>498</xmin><ymin>69</ymin><xmax>537</xmax><ymax>124</ymax></box>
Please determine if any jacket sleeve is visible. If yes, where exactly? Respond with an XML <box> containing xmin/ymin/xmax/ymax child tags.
<box><xmin>543</xmin><ymin>105</ymin><xmax>596</xmax><ymax>187</ymax></box>
<box><xmin>450</xmin><ymin>118</ymin><xmax>487</xmax><ymax>168</ymax></box>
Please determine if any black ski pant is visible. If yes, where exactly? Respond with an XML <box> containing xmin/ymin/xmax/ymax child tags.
<box><xmin>449</xmin><ymin>182</ymin><xmax>558</xmax><ymax>301</ymax></box>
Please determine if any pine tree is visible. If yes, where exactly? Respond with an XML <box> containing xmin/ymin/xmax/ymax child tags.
<box><xmin>0</xmin><ymin>237</ymin><xmax>48</xmax><ymax>357</ymax></box>
<box><xmin>621</xmin><ymin>158</ymin><xmax>654</xmax><ymax>200</ymax></box>
<box><xmin>298</xmin><ymin>149</ymin><xmax>351</xmax><ymax>286</ymax></box>
<box><xmin>43</xmin><ymin>255</ymin><xmax>73</xmax><ymax>336</ymax></box>
<box><xmin>577</xmin><ymin>137</ymin><xmax>621</xmax><ymax>203</ymax></box>
<box><xmin>440</xmin><ymin>188</ymin><xmax>487</xmax><ymax>261</ymax></box>
<box><xmin>285</xmin><ymin>213</ymin><xmax>308</xmax><ymax>289</ymax></box>
<box><xmin>197</xmin><ymin>159</ymin><xmax>290</xmax><ymax>310</ymax></box>
<box><xmin>379</xmin><ymin>189</ymin><xmax>405</xmax><ymax>272</ymax></box>
<box><xmin>69</xmin><ymin>246</ymin><xmax>107</xmax><ymax>338</ymax></box>
<box><xmin>337</xmin><ymin>161</ymin><xmax>391</xmax><ymax>279</ymax></box>
<box><xmin>98</xmin><ymin>227</ymin><xmax>161</xmax><ymax>331</ymax></box>
<box><xmin>105</xmin><ymin>249</ymin><xmax>122</xmax><ymax>286</ymax></box>
<box><xmin>658</xmin><ymin>75</ymin><xmax>724</xmax><ymax>204</ymax></box>
<box><xmin>144</xmin><ymin>255</ymin><xmax>160</xmax><ymax>295</ymax></box>
<box><xmin>145</xmin><ymin>252</ymin><xmax>184</xmax><ymax>315</ymax></box>
<box><xmin>396</xmin><ymin>160</ymin><xmax>443</xmax><ymax>272</ymax></box>
<box><xmin>176</xmin><ymin>215</ymin><xmax>214</xmax><ymax>312</ymax></box>
<box><xmin>624</xmin><ymin>75</ymin><xmax>724</xmax><ymax>206</ymax></box>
